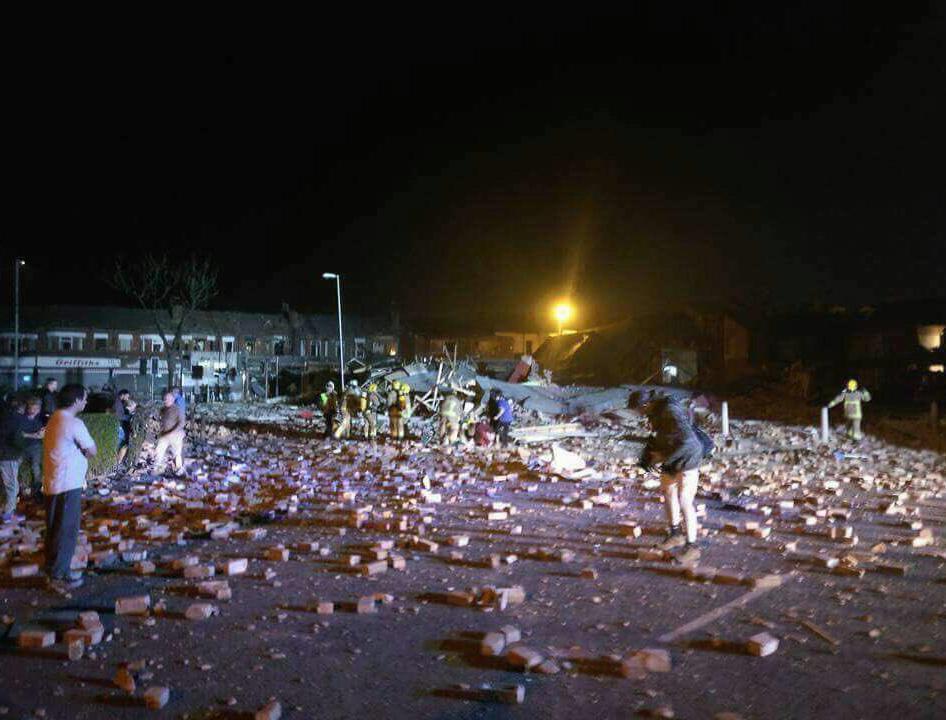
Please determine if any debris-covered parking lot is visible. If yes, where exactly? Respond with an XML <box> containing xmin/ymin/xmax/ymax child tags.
<box><xmin>2</xmin><ymin>398</ymin><xmax>945</xmax><ymax>720</ymax></box>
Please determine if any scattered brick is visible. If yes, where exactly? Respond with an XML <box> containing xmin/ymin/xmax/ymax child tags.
<box><xmin>749</xmin><ymin>574</ymin><xmax>783</xmax><ymax>589</ymax></box>
<box><xmin>233</xmin><ymin>528</ymin><xmax>267</xmax><ymax>541</ymax></box>
<box><xmin>115</xmin><ymin>595</ymin><xmax>151</xmax><ymax>616</ymax></box>
<box><xmin>143</xmin><ymin>686</ymin><xmax>170</xmax><ymax>709</ymax></box>
<box><xmin>414</xmin><ymin>538</ymin><xmax>439</xmax><ymax>553</ymax></box>
<box><xmin>356</xmin><ymin>596</ymin><xmax>378</xmax><ymax>614</ymax></box>
<box><xmin>184</xmin><ymin>603</ymin><xmax>219</xmax><ymax>620</ymax></box>
<box><xmin>264</xmin><ymin>547</ymin><xmax>290</xmax><ymax>562</ymax></box>
<box><xmin>358</xmin><ymin>560</ymin><xmax>388</xmax><ymax>577</ymax></box>
<box><xmin>626</xmin><ymin>648</ymin><xmax>672</xmax><ymax>673</ymax></box>
<box><xmin>9</xmin><ymin>563</ymin><xmax>39</xmax><ymax>578</ymax></box>
<box><xmin>114</xmin><ymin>666</ymin><xmax>136</xmax><ymax>693</ymax></box>
<box><xmin>507</xmin><ymin>645</ymin><xmax>544</xmax><ymax>670</ymax></box>
<box><xmin>197</xmin><ymin>580</ymin><xmax>232</xmax><ymax>600</ymax></box>
<box><xmin>445</xmin><ymin>590</ymin><xmax>475</xmax><ymax>607</ymax></box>
<box><xmin>65</xmin><ymin>625</ymin><xmax>104</xmax><ymax>647</ymax></box>
<box><xmin>746</xmin><ymin>632</ymin><xmax>779</xmax><ymax>657</ymax></box>
<box><xmin>255</xmin><ymin>700</ymin><xmax>282</xmax><ymax>720</ymax></box>
<box><xmin>183</xmin><ymin>564</ymin><xmax>216</xmax><ymax>579</ymax></box>
<box><xmin>217</xmin><ymin>558</ymin><xmax>249</xmax><ymax>575</ymax></box>
<box><xmin>500</xmin><ymin>625</ymin><xmax>521</xmax><ymax>644</ymax></box>
<box><xmin>18</xmin><ymin>629</ymin><xmax>55</xmax><ymax>649</ymax></box>
<box><xmin>497</xmin><ymin>586</ymin><xmax>526</xmax><ymax>606</ymax></box>
<box><xmin>171</xmin><ymin>555</ymin><xmax>199</xmax><ymax>570</ymax></box>
<box><xmin>480</xmin><ymin>632</ymin><xmax>506</xmax><ymax>656</ymax></box>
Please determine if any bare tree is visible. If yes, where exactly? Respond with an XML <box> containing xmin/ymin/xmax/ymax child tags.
<box><xmin>109</xmin><ymin>255</ymin><xmax>218</xmax><ymax>389</ymax></box>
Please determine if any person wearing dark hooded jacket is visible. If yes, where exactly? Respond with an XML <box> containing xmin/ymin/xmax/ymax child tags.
<box><xmin>630</xmin><ymin>390</ymin><xmax>705</xmax><ymax>553</ymax></box>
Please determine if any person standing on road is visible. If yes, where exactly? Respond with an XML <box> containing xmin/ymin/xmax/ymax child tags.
<box><xmin>364</xmin><ymin>383</ymin><xmax>382</xmax><ymax>440</ymax></box>
<box><xmin>388</xmin><ymin>381</ymin><xmax>409</xmax><ymax>440</ymax></box>
<box><xmin>397</xmin><ymin>382</ymin><xmax>413</xmax><ymax>439</ymax></box>
<box><xmin>21</xmin><ymin>397</ymin><xmax>46</xmax><ymax>500</ymax></box>
<box><xmin>488</xmin><ymin>388</ymin><xmax>514</xmax><ymax>447</ymax></box>
<box><xmin>320</xmin><ymin>381</ymin><xmax>338</xmax><ymax>438</ymax></box>
<box><xmin>112</xmin><ymin>389</ymin><xmax>136</xmax><ymax>466</ymax></box>
<box><xmin>333</xmin><ymin>380</ymin><xmax>360</xmax><ymax>439</ymax></box>
<box><xmin>43</xmin><ymin>383</ymin><xmax>96</xmax><ymax>591</ymax></box>
<box><xmin>827</xmin><ymin>379</ymin><xmax>871</xmax><ymax>440</ymax></box>
<box><xmin>154</xmin><ymin>391</ymin><xmax>186</xmax><ymax>476</ymax></box>
<box><xmin>40</xmin><ymin>378</ymin><xmax>59</xmax><ymax>425</ymax></box>
<box><xmin>629</xmin><ymin>390</ymin><xmax>707</xmax><ymax>559</ymax></box>
<box><xmin>438</xmin><ymin>389</ymin><xmax>462</xmax><ymax>445</ymax></box>
<box><xmin>0</xmin><ymin>398</ymin><xmax>27</xmax><ymax>523</ymax></box>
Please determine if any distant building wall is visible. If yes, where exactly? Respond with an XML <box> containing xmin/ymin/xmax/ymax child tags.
<box><xmin>0</xmin><ymin>305</ymin><xmax>398</xmax><ymax>397</ymax></box>
<box><xmin>406</xmin><ymin>330</ymin><xmax>544</xmax><ymax>361</ymax></box>
<box><xmin>494</xmin><ymin>331</ymin><xmax>544</xmax><ymax>357</ymax></box>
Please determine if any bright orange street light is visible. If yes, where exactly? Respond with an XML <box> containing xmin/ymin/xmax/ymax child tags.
<box><xmin>553</xmin><ymin>301</ymin><xmax>574</xmax><ymax>336</ymax></box>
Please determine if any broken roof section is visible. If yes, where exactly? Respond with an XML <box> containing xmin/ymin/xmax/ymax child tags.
<box><xmin>535</xmin><ymin>312</ymin><xmax>733</xmax><ymax>386</ymax></box>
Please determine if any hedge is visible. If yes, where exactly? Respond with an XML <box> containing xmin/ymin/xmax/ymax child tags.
<box><xmin>81</xmin><ymin>412</ymin><xmax>121</xmax><ymax>479</ymax></box>
<box><xmin>125</xmin><ymin>403</ymin><xmax>152</xmax><ymax>469</ymax></box>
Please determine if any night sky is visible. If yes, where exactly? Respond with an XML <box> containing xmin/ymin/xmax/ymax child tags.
<box><xmin>9</xmin><ymin>7</ymin><xmax>946</xmax><ymax>329</ymax></box>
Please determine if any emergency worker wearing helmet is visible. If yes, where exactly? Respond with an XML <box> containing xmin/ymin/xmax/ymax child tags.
<box><xmin>827</xmin><ymin>379</ymin><xmax>872</xmax><ymax>440</ymax></box>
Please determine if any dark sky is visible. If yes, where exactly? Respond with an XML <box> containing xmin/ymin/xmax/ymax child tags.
<box><xmin>9</xmin><ymin>6</ymin><xmax>946</xmax><ymax>329</ymax></box>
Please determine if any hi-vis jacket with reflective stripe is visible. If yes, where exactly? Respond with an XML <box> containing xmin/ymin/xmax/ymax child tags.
<box><xmin>828</xmin><ymin>389</ymin><xmax>871</xmax><ymax>419</ymax></box>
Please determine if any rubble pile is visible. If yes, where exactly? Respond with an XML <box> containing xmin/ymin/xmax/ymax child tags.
<box><xmin>0</xmin><ymin>397</ymin><xmax>944</xmax><ymax>718</ymax></box>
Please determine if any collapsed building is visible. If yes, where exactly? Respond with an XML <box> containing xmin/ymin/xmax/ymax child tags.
<box><xmin>534</xmin><ymin>309</ymin><xmax>751</xmax><ymax>388</ymax></box>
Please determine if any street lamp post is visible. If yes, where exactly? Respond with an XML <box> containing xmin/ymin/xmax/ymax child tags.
<box><xmin>13</xmin><ymin>258</ymin><xmax>25</xmax><ymax>391</ymax></box>
<box><xmin>323</xmin><ymin>273</ymin><xmax>345</xmax><ymax>388</ymax></box>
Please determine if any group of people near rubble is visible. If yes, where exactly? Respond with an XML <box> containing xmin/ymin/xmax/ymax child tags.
<box><xmin>0</xmin><ymin>370</ymin><xmax>874</xmax><ymax>592</ymax></box>
<box><xmin>2</xmin><ymin>379</ymin><xmax>120</xmax><ymax>516</ymax></box>
<box><xmin>0</xmin><ymin>382</ymin><xmax>98</xmax><ymax>591</ymax></box>
<box><xmin>0</xmin><ymin>379</ymin><xmax>194</xmax><ymax>591</ymax></box>
<box><xmin>0</xmin><ymin>388</ymin><xmax>48</xmax><ymax>521</ymax></box>
<box><xmin>316</xmin><ymin>378</ymin><xmax>515</xmax><ymax>448</ymax></box>
<box><xmin>319</xmin><ymin>379</ymin><xmax>404</xmax><ymax>441</ymax></box>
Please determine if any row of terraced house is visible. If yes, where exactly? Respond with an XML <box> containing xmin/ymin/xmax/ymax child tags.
<box><xmin>0</xmin><ymin>305</ymin><xmax>400</xmax><ymax>400</ymax></box>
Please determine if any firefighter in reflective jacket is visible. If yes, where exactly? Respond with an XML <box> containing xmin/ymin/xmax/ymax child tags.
<box><xmin>387</xmin><ymin>381</ymin><xmax>402</xmax><ymax>439</ymax></box>
<box><xmin>334</xmin><ymin>381</ymin><xmax>361</xmax><ymax>439</ymax></box>
<box><xmin>438</xmin><ymin>390</ymin><xmax>462</xmax><ymax>445</ymax></box>
<box><xmin>828</xmin><ymin>379</ymin><xmax>871</xmax><ymax>440</ymax></box>
<box><xmin>364</xmin><ymin>383</ymin><xmax>382</xmax><ymax>439</ymax></box>
<box><xmin>387</xmin><ymin>381</ymin><xmax>411</xmax><ymax>439</ymax></box>
<box><xmin>399</xmin><ymin>383</ymin><xmax>412</xmax><ymax>424</ymax></box>
<box><xmin>320</xmin><ymin>382</ymin><xmax>338</xmax><ymax>438</ymax></box>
